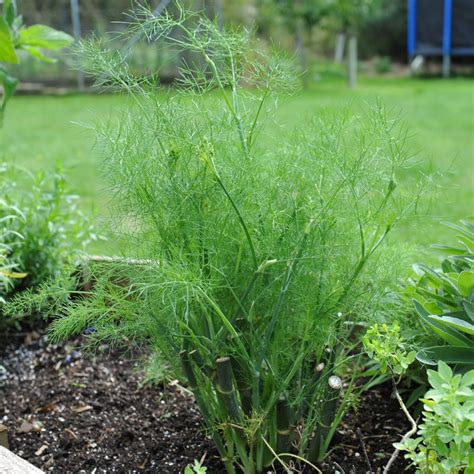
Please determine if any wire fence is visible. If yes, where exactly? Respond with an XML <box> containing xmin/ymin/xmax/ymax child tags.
<box><xmin>15</xmin><ymin>0</ymin><xmax>199</xmax><ymax>87</ymax></box>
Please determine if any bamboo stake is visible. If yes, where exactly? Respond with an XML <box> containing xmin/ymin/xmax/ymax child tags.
<box><xmin>81</xmin><ymin>255</ymin><xmax>158</xmax><ymax>266</ymax></box>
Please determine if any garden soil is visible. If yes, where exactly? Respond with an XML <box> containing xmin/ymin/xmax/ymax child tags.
<box><xmin>0</xmin><ymin>325</ymin><xmax>412</xmax><ymax>473</ymax></box>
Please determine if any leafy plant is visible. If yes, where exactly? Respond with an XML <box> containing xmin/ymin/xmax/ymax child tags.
<box><xmin>39</xmin><ymin>5</ymin><xmax>423</xmax><ymax>472</ymax></box>
<box><xmin>395</xmin><ymin>361</ymin><xmax>474</xmax><ymax>473</ymax></box>
<box><xmin>375</xmin><ymin>55</ymin><xmax>392</xmax><ymax>74</ymax></box>
<box><xmin>0</xmin><ymin>193</ymin><xmax>26</xmax><ymax>301</ymax></box>
<box><xmin>184</xmin><ymin>459</ymin><xmax>207</xmax><ymax>474</ymax></box>
<box><xmin>0</xmin><ymin>164</ymin><xmax>96</xmax><ymax>301</ymax></box>
<box><xmin>363</xmin><ymin>322</ymin><xmax>416</xmax><ymax>376</ymax></box>
<box><xmin>408</xmin><ymin>221</ymin><xmax>474</xmax><ymax>369</ymax></box>
<box><xmin>0</xmin><ymin>0</ymin><xmax>73</xmax><ymax>124</ymax></box>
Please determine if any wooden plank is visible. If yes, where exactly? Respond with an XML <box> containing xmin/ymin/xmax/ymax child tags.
<box><xmin>0</xmin><ymin>446</ymin><xmax>44</xmax><ymax>473</ymax></box>
<box><xmin>0</xmin><ymin>424</ymin><xmax>8</xmax><ymax>449</ymax></box>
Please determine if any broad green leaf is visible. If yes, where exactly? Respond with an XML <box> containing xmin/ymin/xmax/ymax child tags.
<box><xmin>464</xmin><ymin>300</ymin><xmax>474</xmax><ymax>322</ymax></box>
<box><xmin>419</xmin><ymin>264</ymin><xmax>461</xmax><ymax>295</ymax></box>
<box><xmin>417</xmin><ymin>346</ymin><xmax>474</xmax><ymax>367</ymax></box>
<box><xmin>458</xmin><ymin>271</ymin><xmax>474</xmax><ymax>297</ymax></box>
<box><xmin>438</xmin><ymin>360</ymin><xmax>453</xmax><ymax>381</ymax></box>
<box><xmin>0</xmin><ymin>17</ymin><xmax>18</xmax><ymax>63</ymax></box>
<box><xmin>428</xmin><ymin>314</ymin><xmax>474</xmax><ymax>335</ymax></box>
<box><xmin>460</xmin><ymin>220</ymin><xmax>474</xmax><ymax>234</ymax></box>
<box><xmin>441</xmin><ymin>310</ymin><xmax>472</xmax><ymax>323</ymax></box>
<box><xmin>442</xmin><ymin>221</ymin><xmax>474</xmax><ymax>241</ymax></box>
<box><xmin>4</xmin><ymin>0</ymin><xmax>18</xmax><ymax>27</ymax></box>
<box><xmin>416</xmin><ymin>287</ymin><xmax>453</xmax><ymax>309</ymax></box>
<box><xmin>413</xmin><ymin>299</ymin><xmax>430</xmax><ymax>318</ymax></box>
<box><xmin>20</xmin><ymin>45</ymin><xmax>56</xmax><ymax>63</ymax></box>
<box><xmin>462</xmin><ymin>370</ymin><xmax>474</xmax><ymax>387</ymax></box>
<box><xmin>425</xmin><ymin>370</ymin><xmax>445</xmax><ymax>390</ymax></box>
<box><xmin>457</xmin><ymin>235</ymin><xmax>474</xmax><ymax>253</ymax></box>
<box><xmin>417</xmin><ymin>264</ymin><xmax>444</xmax><ymax>285</ymax></box>
<box><xmin>414</xmin><ymin>300</ymin><xmax>472</xmax><ymax>347</ymax></box>
<box><xmin>17</xmin><ymin>25</ymin><xmax>74</xmax><ymax>50</ymax></box>
<box><xmin>431</xmin><ymin>244</ymin><xmax>469</xmax><ymax>255</ymax></box>
<box><xmin>437</xmin><ymin>427</ymin><xmax>455</xmax><ymax>443</ymax></box>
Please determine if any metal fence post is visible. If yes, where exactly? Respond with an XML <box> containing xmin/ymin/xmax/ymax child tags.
<box><xmin>442</xmin><ymin>0</ymin><xmax>453</xmax><ymax>78</ymax></box>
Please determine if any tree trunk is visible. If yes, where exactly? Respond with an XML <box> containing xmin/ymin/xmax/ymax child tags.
<box><xmin>347</xmin><ymin>33</ymin><xmax>357</xmax><ymax>89</ymax></box>
<box><xmin>334</xmin><ymin>32</ymin><xmax>345</xmax><ymax>64</ymax></box>
<box><xmin>295</xmin><ymin>17</ymin><xmax>307</xmax><ymax>86</ymax></box>
<box><xmin>214</xmin><ymin>0</ymin><xmax>224</xmax><ymax>31</ymax></box>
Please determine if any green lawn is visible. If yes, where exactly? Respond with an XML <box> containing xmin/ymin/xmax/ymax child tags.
<box><xmin>1</xmin><ymin>77</ymin><xmax>473</xmax><ymax>254</ymax></box>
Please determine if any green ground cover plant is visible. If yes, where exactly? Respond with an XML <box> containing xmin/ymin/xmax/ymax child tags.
<box><xmin>19</xmin><ymin>6</ymin><xmax>429</xmax><ymax>472</ymax></box>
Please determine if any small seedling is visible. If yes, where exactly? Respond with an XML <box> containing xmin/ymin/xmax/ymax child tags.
<box><xmin>184</xmin><ymin>459</ymin><xmax>207</xmax><ymax>474</ymax></box>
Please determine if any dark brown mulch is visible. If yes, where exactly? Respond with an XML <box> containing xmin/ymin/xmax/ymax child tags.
<box><xmin>0</xmin><ymin>325</ymin><xmax>412</xmax><ymax>473</ymax></box>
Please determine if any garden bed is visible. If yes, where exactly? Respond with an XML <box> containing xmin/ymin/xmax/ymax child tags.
<box><xmin>0</xmin><ymin>325</ymin><xmax>412</xmax><ymax>473</ymax></box>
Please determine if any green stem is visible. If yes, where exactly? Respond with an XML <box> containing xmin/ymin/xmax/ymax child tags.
<box><xmin>276</xmin><ymin>396</ymin><xmax>293</xmax><ymax>453</ymax></box>
<box><xmin>180</xmin><ymin>350</ymin><xmax>236</xmax><ymax>474</ymax></box>
<box><xmin>215</xmin><ymin>357</ymin><xmax>255</xmax><ymax>474</ymax></box>
<box><xmin>216</xmin><ymin>357</ymin><xmax>242</xmax><ymax>421</ymax></box>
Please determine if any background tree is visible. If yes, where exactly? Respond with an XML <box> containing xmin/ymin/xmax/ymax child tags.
<box><xmin>264</xmin><ymin>0</ymin><xmax>327</xmax><ymax>85</ymax></box>
<box><xmin>325</xmin><ymin>0</ymin><xmax>382</xmax><ymax>88</ymax></box>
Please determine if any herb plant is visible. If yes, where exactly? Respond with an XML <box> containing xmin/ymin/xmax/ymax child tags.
<box><xmin>395</xmin><ymin>361</ymin><xmax>474</xmax><ymax>473</ymax></box>
<box><xmin>42</xmin><ymin>5</ymin><xmax>423</xmax><ymax>472</ymax></box>
<box><xmin>408</xmin><ymin>220</ymin><xmax>474</xmax><ymax>369</ymax></box>
<box><xmin>0</xmin><ymin>189</ymin><xmax>26</xmax><ymax>301</ymax></box>
<box><xmin>363</xmin><ymin>322</ymin><xmax>417</xmax><ymax>376</ymax></box>
<box><xmin>0</xmin><ymin>164</ymin><xmax>95</xmax><ymax>300</ymax></box>
<box><xmin>0</xmin><ymin>0</ymin><xmax>73</xmax><ymax>125</ymax></box>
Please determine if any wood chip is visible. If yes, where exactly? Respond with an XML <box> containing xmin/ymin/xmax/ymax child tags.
<box><xmin>34</xmin><ymin>403</ymin><xmax>56</xmax><ymax>414</ymax></box>
<box><xmin>34</xmin><ymin>445</ymin><xmax>48</xmax><ymax>457</ymax></box>
<box><xmin>18</xmin><ymin>420</ymin><xmax>42</xmax><ymax>433</ymax></box>
<box><xmin>72</xmin><ymin>372</ymin><xmax>89</xmax><ymax>378</ymax></box>
<box><xmin>71</xmin><ymin>405</ymin><xmax>93</xmax><ymax>414</ymax></box>
<box><xmin>64</xmin><ymin>428</ymin><xmax>78</xmax><ymax>440</ymax></box>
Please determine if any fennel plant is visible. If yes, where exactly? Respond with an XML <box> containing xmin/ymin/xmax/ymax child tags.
<box><xmin>40</xmin><ymin>5</ymin><xmax>423</xmax><ymax>472</ymax></box>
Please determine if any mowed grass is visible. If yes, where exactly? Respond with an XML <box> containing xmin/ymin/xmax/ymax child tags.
<box><xmin>1</xmin><ymin>77</ymin><xmax>473</xmax><ymax>254</ymax></box>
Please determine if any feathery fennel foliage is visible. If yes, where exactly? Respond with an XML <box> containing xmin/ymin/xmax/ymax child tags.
<box><xmin>40</xmin><ymin>5</ymin><xmax>424</xmax><ymax>472</ymax></box>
